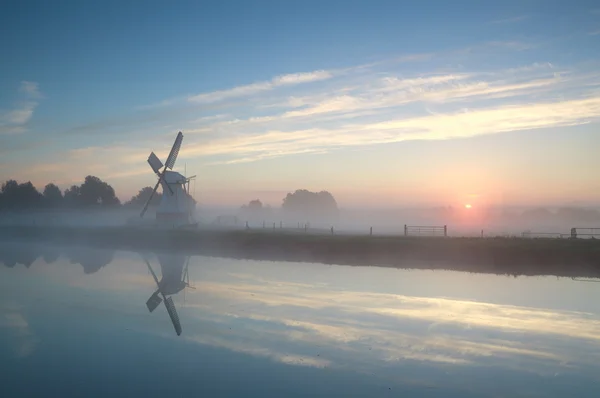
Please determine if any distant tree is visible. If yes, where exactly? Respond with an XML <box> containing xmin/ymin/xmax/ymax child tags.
<box><xmin>556</xmin><ymin>207</ymin><xmax>600</xmax><ymax>223</ymax></box>
<box><xmin>78</xmin><ymin>176</ymin><xmax>120</xmax><ymax>207</ymax></box>
<box><xmin>63</xmin><ymin>185</ymin><xmax>81</xmax><ymax>207</ymax></box>
<box><xmin>0</xmin><ymin>180</ymin><xmax>42</xmax><ymax>210</ymax></box>
<box><xmin>43</xmin><ymin>183</ymin><xmax>63</xmax><ymax>207</ymax></box>
<box><xmin>240</xmin><ymin>199</ymin><xmax>264</xmax><ymax>221</ymax></box>
<box><xmin>126</xmin><ymin>186</ymin><xmax>163</xmax><ymax>208</ymax></box>
<box><xmin>241</xmin><ymin>199</ymin><xmax>263</xmax><ymax>212</ymax></box>
<box><xmin>281</xmin><ymin>189</ymin><xmax>339</xmax><ymax>222</ymax></box>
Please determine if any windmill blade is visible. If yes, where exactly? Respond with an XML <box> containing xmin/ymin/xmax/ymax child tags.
<box><xmin>147</xmin><ymin>152</ymin><xmax>164</xmax><ymax>174</ymax></box>
<box><xmin>164</xmin><ymin>296</ymin><xmax>182</xmax><ymax>336</ymax></box>
<box><xmin>146</xmin><ymin>290</ymin><xmax>162</xmax><ymax>313</ymax></box>
<box><xmin>165</xmin><ymin>131</ymin><xmax>183</xmax><ymax>170</ymax></box>
<box><xmin>140</xmin><ymin>178</ymin><xmax>161</xmax><ymax>218</ymax></box>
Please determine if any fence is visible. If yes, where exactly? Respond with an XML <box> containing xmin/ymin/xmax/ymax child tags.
<box><xmin>521</xmin><ymin>232</ymin><xmax>569</xmax><ymax>239</ymax></box>
<box><xmin>404</xmin><ymin>224</ymin><xmax>447</xmax><ymax>237</ymax></box>
<box><xmin>571</xmin><ymin>227</ymin><xmax>600</xmax><ymax>239</ymax></box>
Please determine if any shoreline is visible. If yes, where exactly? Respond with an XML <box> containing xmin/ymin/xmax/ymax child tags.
<box><xmin>2</xmin><ymin>225</ymin><xmax>600</xmax><ymax>278</ymax></box>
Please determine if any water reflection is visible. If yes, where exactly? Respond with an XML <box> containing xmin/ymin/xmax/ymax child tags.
<box><xmin>1</xmin><ymin>242</ymin><xmax>600</xmax><ymax>396</ymax></box>
<box><xmin>0</xmin><ymin>242</ymin><xmax>191</xmax><ymax>336</ymax></box>
<box><xmin>142</xmin><ymin>253</ymin><xmax>193</xmax><ymax>336</ymax></box>
<box><xmin>0</xmin><ymin>242</ymin><xmax>113</xmax><ymax>274</ymax></box>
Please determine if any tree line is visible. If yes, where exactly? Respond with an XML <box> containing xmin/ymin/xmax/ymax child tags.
<box><xmin>0</xmin><ymin>176</ymin><xmax>162</xmax><ymax>211</ymax></box>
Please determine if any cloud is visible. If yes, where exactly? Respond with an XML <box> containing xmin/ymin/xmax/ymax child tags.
<box><xmin>0</xmin><ymin>81</ymin><xmax>42</xmax><ymax>135</ymax></box>
<box><xmin>0</xmin><ymin>303</ymin><xmax>40</xmax><ymax>358</ymax></box>
<box><xmin>19</xmin><ymin>81</ymin><xmax>42</xmax><ymax>98</ymax></box>
<box><xmin>188</xmin><ymin>70</ymin><xmax>333</xmax><ymax>104</ymax></box>
<box><xmin>171</xmin><ymin>65</ymin><xmax>600</xmax><ymax>164</ymax></box>
<box><xmin>589</xmin><ymin>30</ymin><xmax>600</xmax><ymax>36</ymax></box>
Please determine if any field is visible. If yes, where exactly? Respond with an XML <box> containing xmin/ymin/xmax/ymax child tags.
<box><xmin>2</xmin><ymin>225</ymin><xmax>600</xmax><ymax>278</ymax></box>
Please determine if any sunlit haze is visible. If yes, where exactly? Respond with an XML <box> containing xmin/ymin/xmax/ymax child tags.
<box><xmin>1</xmin><ymin>1</ymin><xmax>599</xmax><ymax>209</ymax></box>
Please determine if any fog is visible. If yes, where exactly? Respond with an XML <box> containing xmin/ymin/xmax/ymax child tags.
<box><xmin>1</xmin><ymin>203</ymin><xmax>599</xmax><ymax>239</ymax></box>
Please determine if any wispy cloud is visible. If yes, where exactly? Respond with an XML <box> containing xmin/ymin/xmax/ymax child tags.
<box><xmin>18</xmin><ymin>81</ymin><xmax>42</xmax><ymax>98</ymax></box>
<box><xmin>188</xmin><ymin>70</ymin><xmax>333</xmax><ymax>104</ymax></box>
<box><xmin>589</xmin><ymin>30</ymin><xmax>600</xmax><ymax>36</ymax></box>
<box><xmin>0</xmin><ymin>303</ymin><xmax>39</xmax><ymax>358</ymax></box>
<box><xmin>170</xmin><ymin>63</ymin><xmax>600</xmax><ymax>165</ymax></box>
<box><xmin>0</xmin><ymin>81</ymin><xmax>42</xmax><ymax>135</ymax></box>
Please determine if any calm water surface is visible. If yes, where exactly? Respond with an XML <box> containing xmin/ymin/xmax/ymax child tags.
<box><xmin>1</xmin><ymin>242</ymin><xmax>600</xmax><ymax>397</ymax></box>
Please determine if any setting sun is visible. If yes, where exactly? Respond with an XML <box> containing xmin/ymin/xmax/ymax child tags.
<box><xmin>465</xmin><ymin>204</ymin><xmax>472</xmax><ymax>209</ymax></box>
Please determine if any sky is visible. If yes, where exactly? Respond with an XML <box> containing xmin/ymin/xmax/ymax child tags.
<box><xmin>1</xmin><ymin>0</ymin><xmax>599</xmax><ymax>208</ymax></box>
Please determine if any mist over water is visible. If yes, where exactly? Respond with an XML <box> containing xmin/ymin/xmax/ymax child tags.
<box><xmin>2</xmin><ymin>204</ymin><xmax>598</xmax><ymax>238</ymax></box>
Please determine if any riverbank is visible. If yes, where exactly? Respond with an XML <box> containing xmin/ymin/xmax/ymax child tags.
<box><xmin>2</xmin><ymin>225</ymin><xmax>600</xmax><ymax>277</ymax></box>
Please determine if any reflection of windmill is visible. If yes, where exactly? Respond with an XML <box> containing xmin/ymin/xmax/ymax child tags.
<box><xmin>142</xmin><ymin>252</ymin><xmax>194</xmax><ymax>336</ymax></box>
<box><xmin>140</xmin><ymin>131</ymin><xmax>197</xmax><ymax>227</ymax></box>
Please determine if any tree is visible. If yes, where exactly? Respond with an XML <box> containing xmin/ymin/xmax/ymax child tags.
<box><xmin>240</xmin><ymin>199</ymin><xmax>264</xmax><ymax>221</ymax></box>
<box><xmin>43</xmin><ymin>183</ymin><xmax>63</xmax><ymax>207</ymax></box>
<box><xmin>126</xmin><ymin>186</ymin><xmax>163</xmax><ymax>208</ymax></box>
<box><xmin>281</xmin><ymin>189</ymin><xmax>339</xmax><ymax>222</ymax></box>
<box><xmin>0</xmin><ymin>180</ymin><xmax>42</xmax><ymax>210</ymax></box>
<box><xmin>241</xmin><ymin>199</ymin><xmax>263</xmax><ymax>212</ymax></box>
<box><xmin>78</xmin><ymin>176</ymin><xmax>120</xmax><ymax>207</ymax></box>
<box><xmin>63</xmin><ymin>185</ymin><xmax>81</xmax><ymax>207</ymax></box>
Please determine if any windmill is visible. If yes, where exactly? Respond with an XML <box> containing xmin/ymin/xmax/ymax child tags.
<box><xmin>140</xmin><ymin>131</ymin><xmax>197</xmax><ymax>227</ymax></box>
<box><xmin>142</xmin><ymin>252</ymin><xmax>195</xmax><ymax>336</ymax></box>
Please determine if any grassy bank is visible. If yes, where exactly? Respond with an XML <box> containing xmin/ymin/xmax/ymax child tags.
<box><xmin>2</xmin><ymin>225</ymin><xmax>600</xmax><ymax>277</ymax></box>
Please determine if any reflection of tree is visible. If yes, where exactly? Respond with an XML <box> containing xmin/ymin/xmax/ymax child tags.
<box><xmin>0</xmin><ymin>243</ymin><xmax>43</xmax><ymax>268</ymax></box>
<box><xmin>65</xmin><ymin>247</ymin><xmax>115</xmax><ymax>274</ymax></box>
<box><xmin>41</xmin><ymin>247</ymin><xmax>60</xmax><ymax>264</ymax></box>
<box><xmin>0</xmin><ymin>243</ymin><xmax>114</xmax><ymax>274</ymax></box>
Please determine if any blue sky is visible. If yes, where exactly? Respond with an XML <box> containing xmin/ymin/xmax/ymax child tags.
<box><xmin>1</xmin><ymin>0</ymin><xmax>599</xmax><ymax>207</ymax></box>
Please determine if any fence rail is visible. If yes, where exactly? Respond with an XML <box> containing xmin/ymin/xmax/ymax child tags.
<box><xmin>404</xmin><ymin>224</ymin><xmax>447</xmax><ymax>237</ymax></box>
<box><xmin>521</xmin><ymin>232</ymin><xmax>569</xmax><ymax>239</ymax></box>
<box><xmin>571</xmin><ymin>227</ymin><xmax>600</xmax><ymax>239</ymax></box>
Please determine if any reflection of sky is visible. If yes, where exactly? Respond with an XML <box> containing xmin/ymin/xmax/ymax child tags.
<box><xmin>1</xmin><ymin>246</ymin><xmax>600</xmax><ymax>397</ymax></box>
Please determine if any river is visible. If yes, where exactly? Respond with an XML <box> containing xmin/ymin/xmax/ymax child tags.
<box><xmin>1</xmin><ymin>243</ymin><xmax>599</xmax><ymax>397</ymax></box>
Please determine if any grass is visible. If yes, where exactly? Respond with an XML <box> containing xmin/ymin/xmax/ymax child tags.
<box><xmin>2</xmin><ymin>225</ymin><xmax>600</xmax><ymax>277</ymax></box>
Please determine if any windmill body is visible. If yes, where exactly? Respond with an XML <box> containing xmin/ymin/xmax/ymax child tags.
<box><xmin>140</xmin><ymin>131</ymin><xmax>197</xmax><ymax>227</ymax></box>
<box><xmin>155</xmin><ymin>170</ymin><xmax>195</xmax><ymax>225</ymax></box>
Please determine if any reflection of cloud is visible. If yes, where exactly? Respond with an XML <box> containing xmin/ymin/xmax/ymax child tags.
<box><xmin>186</xmin><ymin>334</ymin><xmax>331</xmax><ymax>369</ymax></box>
<box><xmin>203</xmin><ymin>279</ymin><xmax>600</xmax><ymax>341</ymax></box>
<box><xmin>174</xmin><ymin>270</ymin><xmax>600</xmax><ymax>380</ymax></box>
<box><xmin>0</xmin><ymin>303</ymin><xmax>39</xmax><ymax>358</ymax></box>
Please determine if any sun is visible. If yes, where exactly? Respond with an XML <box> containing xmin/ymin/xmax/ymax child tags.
<box><xmin>465</xmin><ymin>204</ymin><xmax>472</xmax><ymax>209</ymax></box>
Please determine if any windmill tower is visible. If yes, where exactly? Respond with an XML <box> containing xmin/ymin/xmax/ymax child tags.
<box><xmin>140</xmin><ymin>131</ymin><xmax>197</xmax><ymax>227</ymax></box>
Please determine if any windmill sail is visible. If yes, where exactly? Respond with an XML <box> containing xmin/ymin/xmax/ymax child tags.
<box><xmin>164</xmin><ymin>296</ymin><xmax>182</xmax><ymax>336</ymax></box>
<box><xmin>146</xmin><ymin>290</ymin><xmax>162</xmax><ymax>313</ymax></box>
<box><xmin>147</xmin><ymin>152</ymin><xmax>164</xmax><ymax>174</ymax></box>
<box><xmin>165</xmin><ymin>131</ymin><xmax>183</xmax><ymax>170</ymax></box>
